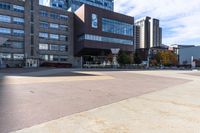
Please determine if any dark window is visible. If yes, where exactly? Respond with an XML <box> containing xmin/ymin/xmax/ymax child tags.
<box><xmin>40</xmin><ymin>11</ymin><xmax>48</xmax><ymax>17</ymax></box>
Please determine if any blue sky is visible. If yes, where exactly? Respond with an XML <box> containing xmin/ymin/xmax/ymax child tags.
<box><xmin>114</xmin><ymin>0</ymin><xmax>200</xmax><ymax>45</ymax></box>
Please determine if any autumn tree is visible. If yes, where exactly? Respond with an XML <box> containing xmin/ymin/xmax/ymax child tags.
<box><xmin>152</xmin><ymin>51</ymin><xmax>178</xmax><ymax>66</ymax></box>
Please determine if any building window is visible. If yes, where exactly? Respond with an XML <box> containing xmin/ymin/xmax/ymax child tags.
<box><xmin>40</xmin><ymin>54</ymin><xmax>48</xmax><ymax>61</ymax></box>
<box><xmin>60</xmin><ymin>45</ymin><xmax>66</xmax><ymax>51</ymax></box>
<box><xmin>91</xmin><ymin>14</ymin><xmax>98</xmax><ymax>28</ymax></box>
<box><xmin>12</xmin><ymin>42</ymin><xmax>24</xmax><ymax>49</ymax></box>
<box><xmin>79</xmin><ymin>34</ymin><xmax>133</xmax><ymax>45</ymax></box>
<box><xmin>40</xmin><ymin>10</ymin><xmax>48</xmax><ymax>17</ymax></box>
<box><xmin>50</xmin><ymin>44</ymin><xmax>59</xmax><ymax>51</ymax></box>
<box><xmin>60</xmin><ymin>56</ymin><xmax>68</xmax><ymax>62</ymax></box>
<box><xmin>49</xmin><ymin>55</ymin><xmax>59</xmax><ymax>61</ymax></box>
<box><xmin>0</xmin><ymin>53</ymin><xmax>11</xmax><ymax>59</ymax></box>
<box><xmin>13</xmin><ymin>5</ymin><xmax>24</xmax><ymax>13</ymax></box>
<box><xmin>50</xmin><ymin>13</ymin><xmax>59</xmax><ymax>19</ymax></box>
<box><xmin>39</xmin><ymin>32</ymin><xmax>48</xmax><ymax>39</ymax></box>
<box><xmin>60</xmin><ymin>15</ymin><xmax>68</xmax><ymax>20</ymax></box>
<box><xmin>0</xmin><ymin>27</ymin><xmax>11</xmax><ymax>34</ymax></box>
<box><xmin>102</xmin><ymin>18</ymin><xmax>133</xmax><ymax>36</ymax></box>
<box><xmin>13</xmin><ymin>29</ymin><xmax>24</xmax><ymax>36</ymax></box>
<box><xmin>40</xmin><ymin>22</ymin><xmax>48</xmax><ymax>28</ymax></box>
<box><xmin>60</xmin><ymin>25</ymin><xmax>68</xmax><ymax>31</ymax></box>
<box><xmin>0</xmin><ymin>2</ymin><xmax>11</xmax><ymax>10</ymax></box>
<box><xmin>13</xmin><ymin>54</ymin><xmax>24</xmax><ymax>60</ymax></box>
<box><xmin>13</xmin><ymin>17</ymin><xmax>24</xmax><ymax>25</ymax></box>
<box><xmin>60</xmin><ymin>35</ymin><xmax>68</xmax><ymax>41</ymax></box>
<box><xmin>0</xmin><ymin>15</ymin><xmax>11</xmax><ymax>23</ymax></box>
<box><xmin>50</xmin><ymin>34</ymin><xmax>59</xmax><ymax>40</ymax></box>
<box><xmin>39</xmin><ymin>43</ymin><xmax>48</xmax><ymax>50</ymax></box>
<box><xmin>0</xmin><ymin>40</ymin><xmax>24</xmax><ymax>49</ymax></box>
<box><xmin>50</xmin><ymin>23</ymin><xmax>59</xmax><ymax>29</ymax></box>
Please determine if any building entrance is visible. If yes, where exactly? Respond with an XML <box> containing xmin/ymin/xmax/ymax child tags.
<box><xmin>83</xmin><ymin>55</ymin><xmax>112</xmax><ymax>68</ymax></box>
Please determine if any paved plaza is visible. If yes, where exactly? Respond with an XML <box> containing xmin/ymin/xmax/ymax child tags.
<box><xmin>0</xmin><ymin>69</ymin><xmax>200</xmax><ymax>133</ymax></box>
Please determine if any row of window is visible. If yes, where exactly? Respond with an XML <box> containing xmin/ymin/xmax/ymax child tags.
<box><xmin>39</xmin><ymin>43</ymin><xmax>68</xmax><ymax>51</ymax></box>
<box><xmin>79</xmin><ymin>34</ymin><xmax>133</xmax><ymax>45</ymax></box>
<box><xmin>74</xmin><ymin>0</ymin><xmax>113</xmax><ymax>11</ymax></box>
<box><xmin>40</xmin><ymin>10</ymin><xmax>68</xmax><ymax>20</ymax></box>
<box><xmin>102</xmin><ymin>18</ymin><xmax>134</xmax><ymax>36</ymax></box>
<box><xmin>40</xmin><ymin>21</ymin><xmax>69</xmax><ymax>31</ymax></box>
<box><xmin>0</xmin><ymin>53</ymin><xmax>24</xmax><ymax>60</ymax></box>
<box><xmin>0</xmin><ymin>41</ymin><xmax>24</xmax><ymax>49</ymax></box>
<box><xmin>0</xmin><ymin>15</ymin><xmax>24</xmax><ymax>25</ymax></box>
<box><xmin>39</xmin><ymin>32</ymin><xmax>68</xmax><ymax>41</ymax></box>
<box><xmin>0</xmin><ymin>27</ymin><xmax>24</xmax><ymax>36</ymax></box>
<box><xmin>40</xmin><ymin>54</ymin><xmax>68</xmax><ymax>62</ymax></box>
<box><xmin>0</xmin><ymin>2</ymin><xmax>24</xmax><ymax>13</ymax></box>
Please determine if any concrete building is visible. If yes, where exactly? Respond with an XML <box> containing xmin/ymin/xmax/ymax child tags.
<box><xmin>150</xmin><ymin>18</ymin><xmax>162</xmax><ymax>48</ymax></box>
<box><xmin>0</xmin><ymin>0</ymin><xmax>74</xmax><ymax>67</ymax></box>
<box><xmin>39</xmin><ymin>0</ymin><xmax>114</xmax><ymax>12</ymax></box>
<box><xmin>0</xmin><ymin>0</ymin><xmax>134</xmax><ymax>68</ymax></box>
<box><xmin>135</xmin><ymin>16</ymin><xmax>151</xmax><ymax>49</ymax></box>
<box><xmin>135</xmin><ymin>16</ymin><xmax>162</xmax><ymax>49</ymax></box>
<box><xmin>69</xmin><ymin>0</ymin><xmax>114</xmax><ymax>12</ymax></box>
<box><xmin>179</xmin><ymin>45</ymin><xmax>200</xmax><ymax>66</ymax></box>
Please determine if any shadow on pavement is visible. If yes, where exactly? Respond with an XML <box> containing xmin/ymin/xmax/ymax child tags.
<box><xmin>0</xmin><ymin>68</ymin><xmax>98</xmax><ymax>77</ymax></box>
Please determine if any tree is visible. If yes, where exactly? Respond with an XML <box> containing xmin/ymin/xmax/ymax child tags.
<box><xmin>117</xmin><ymin>51</ymin><xmax>133</xmax><ymax>65</ymax></box>
<box><xmin>134</xmin><ymin>53</ymin><xmax>142</xmax><ymax>64</ymax></box>
<box><xmin>152</xmin><ymin>51</ymin><xmax>178</xmax><ymax>66</ymax></box>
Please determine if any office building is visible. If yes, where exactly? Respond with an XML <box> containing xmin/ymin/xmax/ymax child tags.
<box><xmin>0</xmin><ymin>0</ymin><xmax>134</xmax><ymax>68</ymax></box>
<box><xmin>135</xmin><ymin>16</ymin><xmax>162</xmax><ymax>49</ymax></box>
<box><xmin>74</xmin><ymin>4</ymin><xmax>134</xmax><ymax>65</ymax></box>
<box><xmin>150</xmin><ymin>18</ymin><xmax>162</xmax><ymax>47</ymax></box>
<box><xmin>39</xmin><ymin>0</ymin><xmax>114</xmax><ymax>12</ymax></box>
<box><xmin>135</xmin><ymin>16</ymin><xmax>151</xmax><ymax>49</ymax></box>
<box><xmin>69</xmin><ymin>0</ymin><xmax>114</xmax><ymax>12</ymax></box>
<box><xmin>0</xmin><ymin>0</ymin><xmax>74</xmax><ymax>67</ymax></box>
<box><xmin>179</xmin><ymin>45</ymin><xmax>200</xmax><ymax>66</ymax></box>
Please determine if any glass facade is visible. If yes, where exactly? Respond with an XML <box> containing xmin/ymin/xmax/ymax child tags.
<box><xmin>13</xmin><ymin>54</ymin><xmax>24</xmax><ymax>60</ymax></box>
<box><xmin>40</xmin><ymin>22</ymin><xmax>49</xmax><ymax>28</ymax></box>
<box><xmin>39</xmin><ymin>32</ymin><xmax>48</xmax><ymax>39</ymax></box>
<box><xmin>40</xmin><ymin>54</ymin><xmax>49</xmax><ymax>61</ymax></box>
<box><xmin>0</xmin><ymin>41</ymin><xmax>24</xmax><ymax>49</ymax></box>
<box><xmin>102</xmin><ymin>18</ymin><xmax>134</xmax><ymax>36</ymax></box>
<box><xmin>13</xmin><ymin>5</ymin><xmax>24</xmax><ymax>13</ymax></box>
<box><xmin>0</xmin><ymin>2</ymin><xmax>24</xmax><ymax>13</ymax></box>
<box><xmin>71</xmin><ymin>0</ymin><xmax>114</xmax><ymax>11</ymax></box>
<box><xmin>50</xmin><ymin>23</ymin><xmax>59</xmax><ymax>29</ymax></box>
<box><xmin>0</xmin><ymin>53</ymin><xmax>11</xmax><ymax>59</ymax></box>
<box><xmin>39</xmin><ymin>43</ymin><xmax>48</xmax><ymax>50</ymax></box>
<box><xmin>13</xmin><ymin>17</ymin><xmax>24</xmax><ymax>25</ymax></box>
<box><xmin>0</xmin><ymin>27</ymin><xmax>11</xmax><ymax>34</ymax></box>
<box><xmin>13</xmin><ymin>29</ymin><xmax>24</xmax><ymax>36</ymax></box>
<box><xmin>50</xmin><ymin>34</ymin><xmax>59</xmax><ymax>40</ymax></box>
<box><xmin>50</xmin><ymin>44</ymin><xmax>59</xmax><ymax>51</ymax></box>
<box><xmin>79</xmin><ymin>34</ymin><xmax>133</xmax><ymax>45</ymax></box>
<box><xmin>0</xmin><ymin>15</ymin><xmax>11</xmax><ymax>23</ymax></box>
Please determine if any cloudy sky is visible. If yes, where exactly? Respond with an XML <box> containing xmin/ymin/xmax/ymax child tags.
<box><xmin>114</xmin><ymin>0</ymin><xmax>200</xmax><ymax>45</ymax></box>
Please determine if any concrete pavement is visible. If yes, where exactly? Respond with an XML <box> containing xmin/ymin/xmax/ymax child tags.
<box><xmin>0</xmin><ymin>69</ymin><xmax>199</xmax><ymax>133</ymax></box>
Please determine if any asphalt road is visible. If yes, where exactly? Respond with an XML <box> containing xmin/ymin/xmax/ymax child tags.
<box><xmin>0</xmin><ymin>69</ymin><xmax>189</xmax><ymax>133</ymax></box>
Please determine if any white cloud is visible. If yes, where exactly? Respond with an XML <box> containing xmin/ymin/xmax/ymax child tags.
<box><xmin>114</xmin><ymin>0</ymin><xmax>200</xmax><ymax>45</ymax></box>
